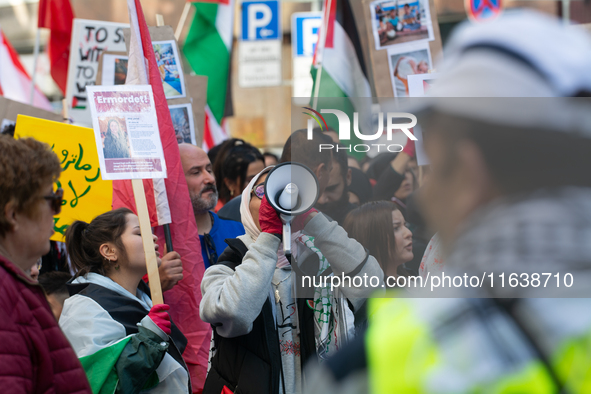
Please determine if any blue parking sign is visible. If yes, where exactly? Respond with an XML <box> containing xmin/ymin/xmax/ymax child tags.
<box><xmin>241</xmin><ymin>0</ymin><xmax>280</xmax><ymax>41</ymax></box>
<box><xmin>292</xmin><ymin>12</ymin><xmax>322</xmax><ymax>58</ymax></box>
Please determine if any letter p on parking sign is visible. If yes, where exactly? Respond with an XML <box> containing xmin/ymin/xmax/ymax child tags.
<box><xmin>241</xmin><ymin>0</ymin><xmax>280</xmax><ymax>41</ymax></box>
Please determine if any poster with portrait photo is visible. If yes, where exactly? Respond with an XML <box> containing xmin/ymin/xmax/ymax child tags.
<box><xmin>370</xmin><ymin>0</ymin><xmax>434</xmax><ymax>50</ymax></box>
<box><xmin>152</xmin><ymin>40</ymin><xmax>186</xmax><ymax>99</ymax></box>
<box><xmin>101</xmin><ymin>54</ymin><xmax>129</xmax><ymax>86</ymax></box>
<box><xmin>387</xmin><ymin>42</ymin><xmax>432</xmax><ymax>98</ymax></box>
<box><xmin>169</xmin><ymin>103</ymin><xmax>196</xmax><ymax>145</ymax></box>
<box><xmin>99</xmin><ymin>116</ymin><xmax>131</xmax><ymax>159</ymax></box>
<box><xmin>87</xmin><ymin>85</ymin><xmax>167</xmax><ymax>180</ymax></box>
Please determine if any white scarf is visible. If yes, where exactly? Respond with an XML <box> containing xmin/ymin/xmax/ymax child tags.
<box><xmin>239</xmin><ymin>166</ymin><xmax>290</xmax><ymax>268</ymax></box>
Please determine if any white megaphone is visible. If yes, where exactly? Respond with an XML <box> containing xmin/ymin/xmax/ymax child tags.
<box><xmin>264</xmin><ymin>162</ymin><xmax>319</xmax><ymax>257</ymax></box>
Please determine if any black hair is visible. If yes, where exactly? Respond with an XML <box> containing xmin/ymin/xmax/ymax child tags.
<box><xmin>207</xmin><ymin>142</ymin><xmax>224</xmax><ymax>168</ymax></box>
<box><xmin>1</xmin><ymin>123</ymin><xmax>15</xmax><ymax>137</ymax></box>
<box><xmin>280</xmin><ymin>129</ymin><xmax>333</xmax><ymax>169</ymax></box>
<box><xmin>349</xmin><ymin>168</ymin><xmax>373</xmax><ymax>205</ymax></box>
<box><xmin>38</xmin><ymin>271</ymin><xmax>72</xmax><ymax>296</ymax></box>
<box><xmin>213</xmin><ymin>138</ymin><xmax>264</xmax><ymax>203</ymax></box>
<box><xmin>332</xmin><ymin>146</ymin><xmax>350</xmax><ymax>185</ymax></box>
<box><xmin>65</xmin><ymin>208</ymin><xmax>133</xmax><ymax>277</ymax></box>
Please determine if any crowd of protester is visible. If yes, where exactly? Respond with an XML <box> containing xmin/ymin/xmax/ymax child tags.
<box><xmin>2</xmin><ymin>9</ymin><xmax>591</xmax><ymax>394</ymax></box>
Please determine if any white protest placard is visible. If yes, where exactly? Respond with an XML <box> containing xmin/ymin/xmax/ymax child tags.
<box><xmin>66</xmin><ymin>19</ymin><xmax>129</xmax><ymax>125</ymax></box>
<box><xmin>86</xmin><ymin>85</ymin><xmax>167</xmax><ymax>180</ymax></box>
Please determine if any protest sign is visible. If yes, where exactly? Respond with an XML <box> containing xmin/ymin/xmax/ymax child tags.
<box><xmin>369</xmin><ymin>0</ymin><xmax>434</xmax><ymax>50</ymax></box>
<box><xmin>387</xmin><ymin>42</ymin><xmax>432</xmax><ymax>98</ymax></box>
<box><xmin>87</xmin><ymin>85</ymin><xmax>167</xmax><ymax>180</ymax></box>
<box><xmin>153</xmin><ymin>40</ymin><xmax>186</xmax><ymax>99</ymax></box>
<box><xmin>97</xmin><ymin>51</ymin><xmax>129</xmax><ymax>86</ymax></box>
<box><xmin>121</xmin><ymin>26</ymin><xmax>207</xmax><ymax>144</ymax></box>
<box><xmin>65</xmin><ymin>19</ymin><xmax>129</xmax><ymax>125</ymax></box>
<box><xmin>169</xmin><ymin>103</ymin><xmax>196</xmax><ymax>144</ymax></box>
<box><xmin>14</xmin><ymin>115</ymin><xmax>113</xmax><ymax>242</ymax></box>
<box><xmin>361</xmin><ymin>0</ymin><xmax>442</xmax><ymax>97</ymax></box>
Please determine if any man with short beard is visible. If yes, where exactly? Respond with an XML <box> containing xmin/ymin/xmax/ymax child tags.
<box><xmin>179</xmin><ymin>144</ymin><xmax>245</xmax><ymax>269</ymax></box>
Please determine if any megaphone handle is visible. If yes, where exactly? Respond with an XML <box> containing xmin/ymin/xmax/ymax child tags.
<box><xmin>283</xmin><ymin>222</ymin><xmax>291</xmax><ymax>256</ymax></box>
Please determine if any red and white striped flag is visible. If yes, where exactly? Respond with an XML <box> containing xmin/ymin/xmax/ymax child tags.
<box><xmin>0</xmin><ymin>29</ymin><xmax>52</xmax><ymax>110</ymax></box>
<box><xmin>115</xmin><ymin>0</ymin><xmax>211</xmax><ymax>391</ymax></box>
<box><xmin>37</xmin><ymin>0</ymin><xmax>74</xmax><ymax>95</ymax></box>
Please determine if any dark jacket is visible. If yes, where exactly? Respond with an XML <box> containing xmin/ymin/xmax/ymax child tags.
<box><xmin>0</xmin><ymin>255</ymin><xmax>92</xmax><ymax>393</ymax></box>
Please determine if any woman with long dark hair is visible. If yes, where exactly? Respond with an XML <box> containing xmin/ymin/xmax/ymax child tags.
<box><xmin>343</xmin><ymin>201</ymin><xmax>413</xmax><ymax>278</ymax></box>
<box><xmin>60</xmin><ymin>208</ymin><xmax>190</xmax><ymax>393</ymax></box>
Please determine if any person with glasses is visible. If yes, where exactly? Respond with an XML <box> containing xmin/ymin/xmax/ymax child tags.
<box><xmin>178</xmin><ymin>144</ymin><xmax>245</xmax><ymax>270</ymax></box>
<box><xmin>200</xmin><ymin>165</ymin><xmax>384</xmax><ymax>394</ymax></box>
<box><xmin>0</xmin><ymin>135</ymin><xmax>91</xmax><ymax>393</ymax></box>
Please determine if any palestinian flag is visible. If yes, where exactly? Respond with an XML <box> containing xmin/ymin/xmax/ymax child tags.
<box><xmin>311</xmin><ymin>0</ymin><xmax>372</xmax><ymax>158</ymax></box>
<box><xmin>183</xmin><ymin>0</ymin><xmax>234</xmax><ymax>136</ymax></box>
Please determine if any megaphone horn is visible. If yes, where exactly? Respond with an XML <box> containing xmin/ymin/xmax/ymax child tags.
<box><xmin>264</xmin><ymin>162</ymin><xmax>320</xmax><ymax>256</ymax></box>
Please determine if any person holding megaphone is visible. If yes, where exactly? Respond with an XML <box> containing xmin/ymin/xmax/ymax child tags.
<box><xmin>200</xmin><ymin>160</ymin><xmax>384</xmax><ymax>394</ymax></box>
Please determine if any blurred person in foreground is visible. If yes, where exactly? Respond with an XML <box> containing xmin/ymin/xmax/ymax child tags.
<box><xmin>0</xmin><ymin>135</ymin><xmax>91</xmax><ymax>393</ymax></box>
<box><xmin>60</xmin><ymin>209</ymin><xmax>190</xmax><ymax>393</ymax></box>
<box><xmin>305</xmin><ymin>11</ymin><xmax>591</xmax><ymax>393</ymax></box>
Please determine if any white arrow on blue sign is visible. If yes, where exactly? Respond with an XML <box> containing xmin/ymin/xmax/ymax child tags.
<box><xmin>241</xmin><ymin>0</ymin><xmax>281</xmax><ymax>41</ymax></box>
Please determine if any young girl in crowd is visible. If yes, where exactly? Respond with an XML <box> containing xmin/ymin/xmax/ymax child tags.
<box><xmin>344</xmin><ymin>201</ymin><xmax>414</xmax><ymax>279</ymax></box>
<box><xmin>59</xmin><ymin>208</ymin><xmax>190</xmax><ymax>393</ymax></box>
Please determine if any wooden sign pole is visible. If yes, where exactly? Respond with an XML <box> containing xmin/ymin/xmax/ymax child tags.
<box><xmin>132</xmin><ymin>178</ymin><xmax>164</xmax><ymax>305</ymax></box>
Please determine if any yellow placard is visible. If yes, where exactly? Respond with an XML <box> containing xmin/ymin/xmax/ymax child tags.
<box><xmin>15</xmin><ymin>115</ymin><xmax>113</xmax><ymax>241</ymax></box>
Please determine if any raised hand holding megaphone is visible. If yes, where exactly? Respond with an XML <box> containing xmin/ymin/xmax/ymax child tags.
<box><xmin>264</xmin><ymin>162</ymin><xmax>320</xmax><ymax>257</ymax></box>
